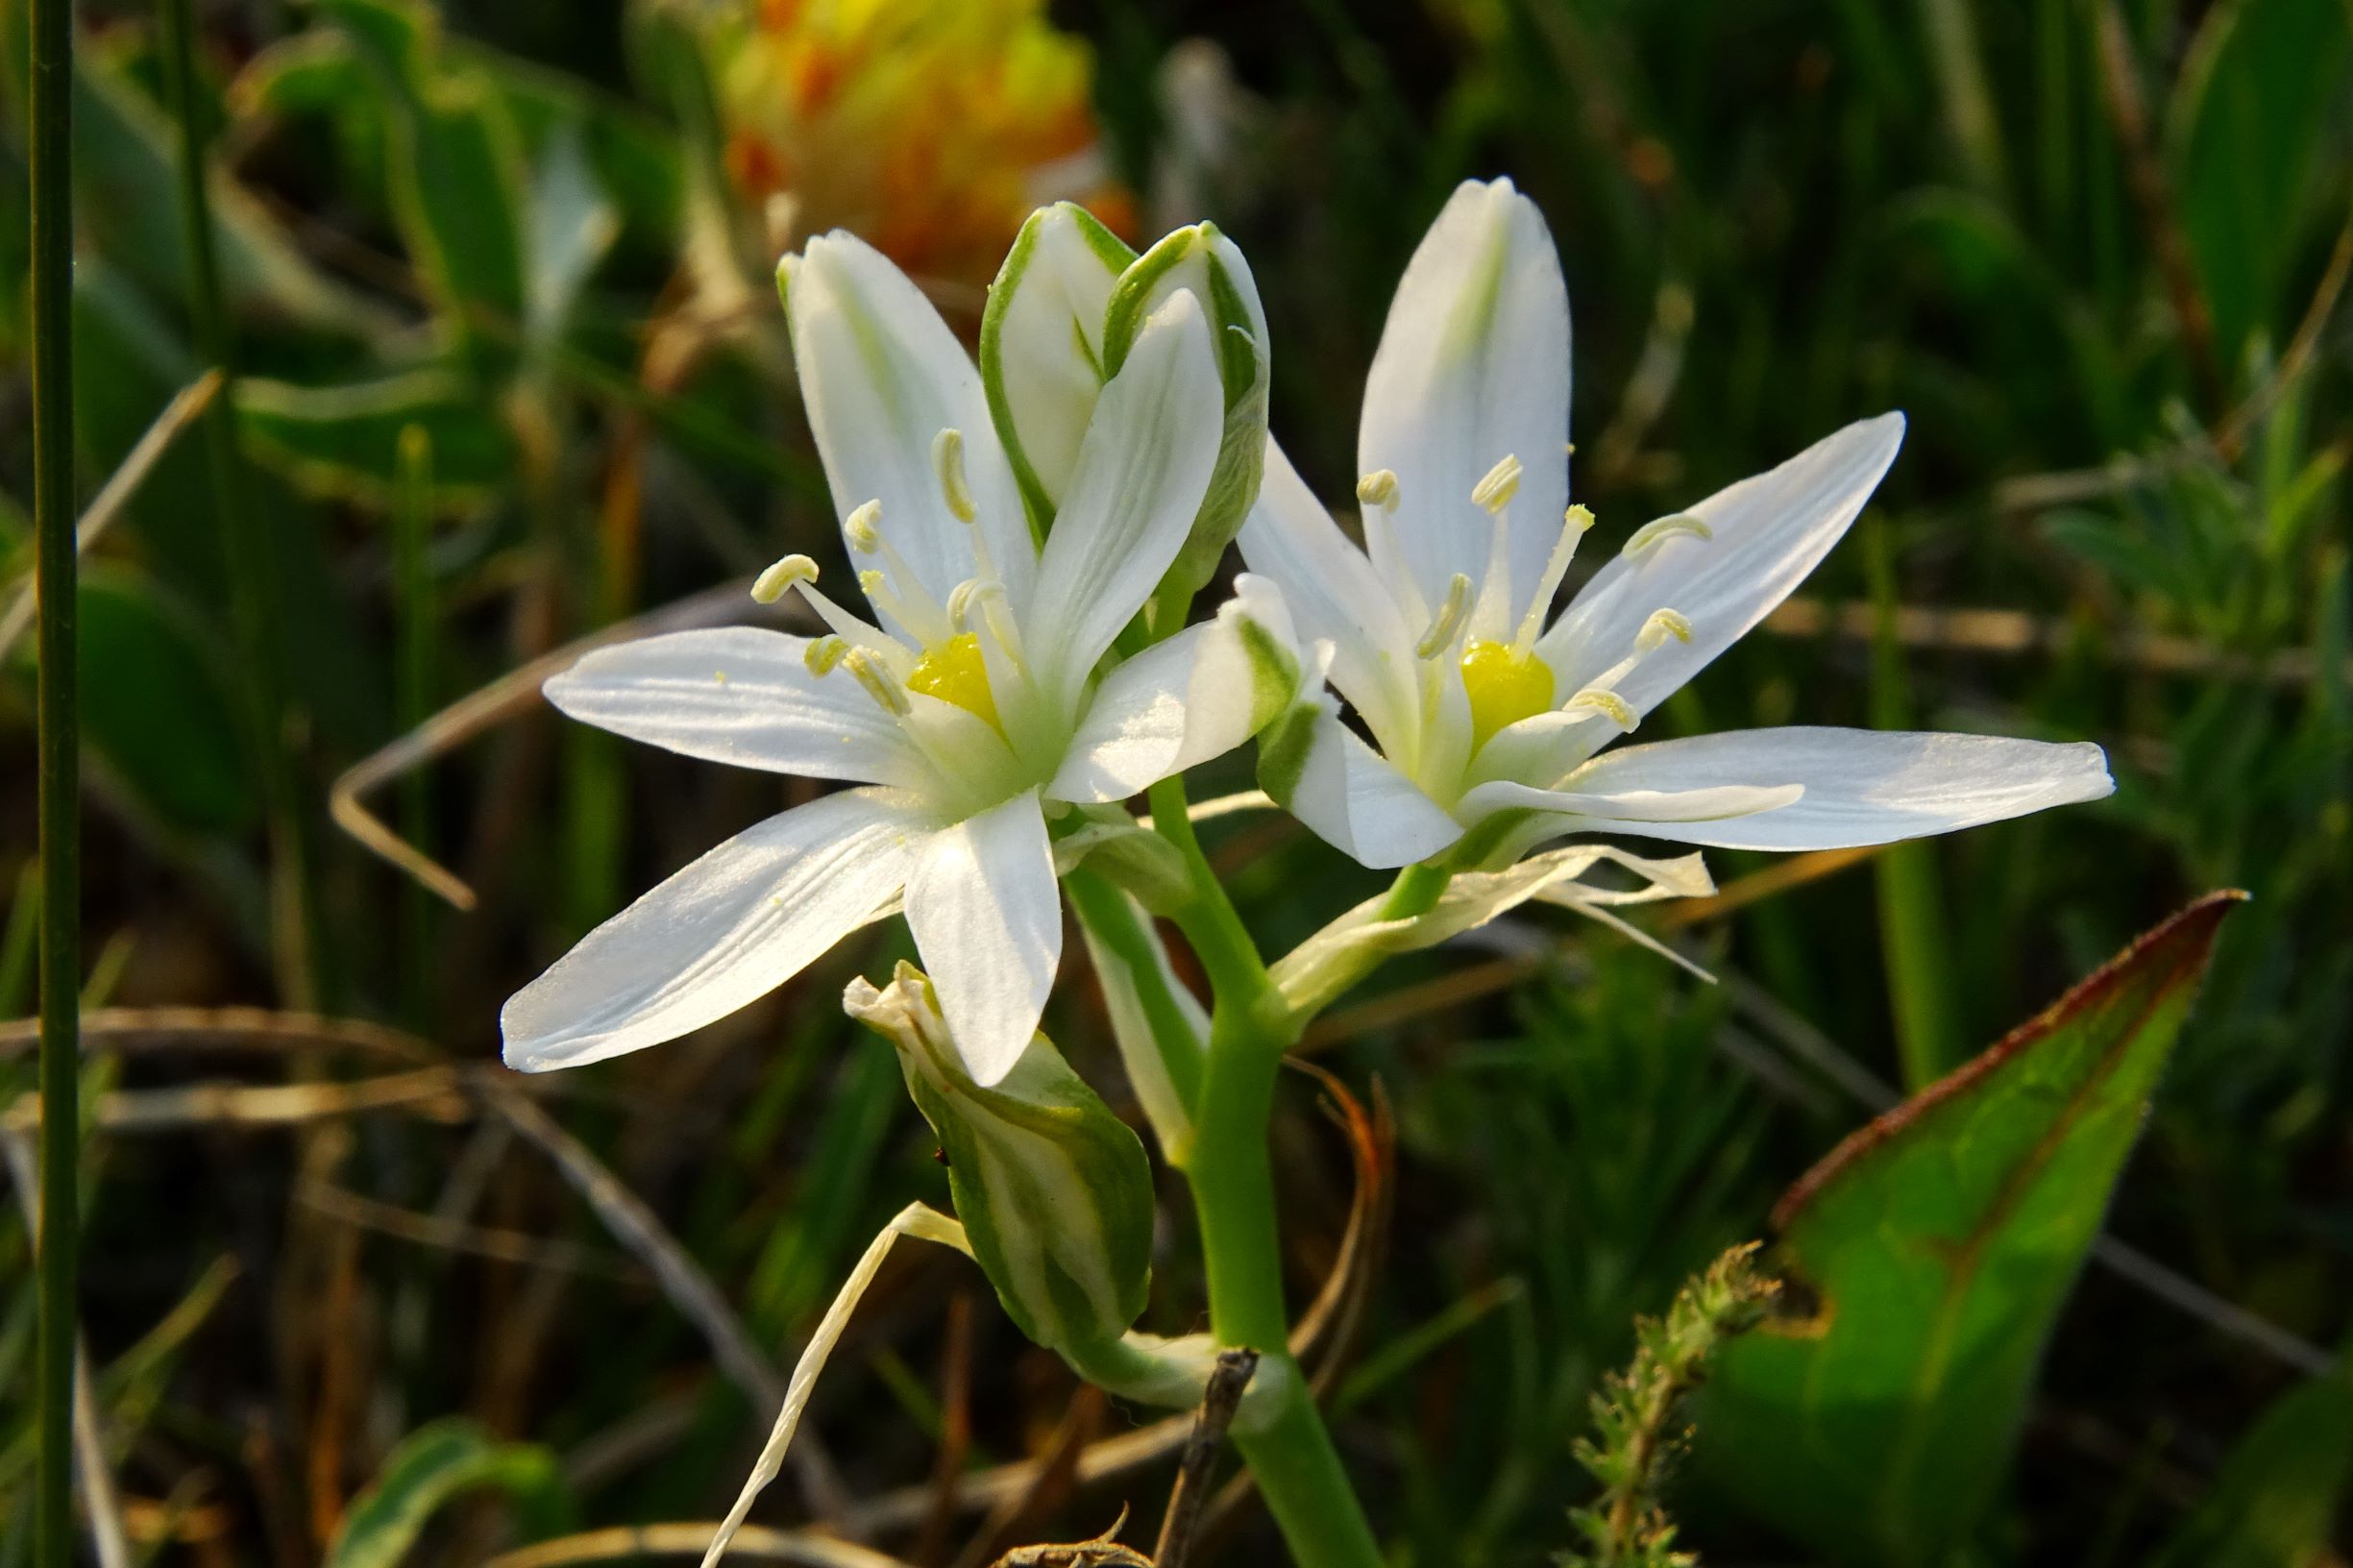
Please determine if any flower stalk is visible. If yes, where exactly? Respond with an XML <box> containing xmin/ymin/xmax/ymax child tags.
<box><xmin>31</xmin><ymin>0</ymin><xmax>81</xmax><ymax>1560</ymax></box>
<box><xmin>1126</xmin><ymin>773</ymin><xmax>1386</xmax><ymax>1568</ymax></box>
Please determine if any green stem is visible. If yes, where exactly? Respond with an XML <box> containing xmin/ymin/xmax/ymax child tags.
<box><xmin>158</xmin><ymin>0</ymin><xmax>320</xmax><ymax>1006</ymax></box>
<box><xmin>392</xmin><ymin>427</ymin><xmax>436</xmax><ymax>1030</ymax></box>
<box><xmin>31</xmin><ymin>0</ymin><xmax>80</xmax><ymax>1561</ymax></box>
<box><xmin>1136</xmin><ymin>775</ymin><xmax>1385</xmax><ymax>1568</ymax></box>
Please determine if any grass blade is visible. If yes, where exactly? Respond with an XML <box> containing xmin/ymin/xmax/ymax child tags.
<box><xmin>29</xmin><ymin>0</ymin><xmax>82</xmax><ymax>1561</ymax></box>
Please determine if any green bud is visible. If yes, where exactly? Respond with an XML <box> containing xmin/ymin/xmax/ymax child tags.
<box><xmin>980</xmin><ymin>203</ymin><xmax>1135</xmax><ymax>536</ymax></box>
<box><xmin>846</xmin><ymin>964</ymin><xmax>1153</xmax><ymax>1354</ymax></box>
<box><xmin>1101</xmin><ymin>223</ymin><xmax>1271</xmax><ymax>619</ymax></box>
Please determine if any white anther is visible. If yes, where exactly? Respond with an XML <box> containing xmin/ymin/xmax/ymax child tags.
<box><xmin>842</xmin><ymin>648</ymin><xmax>911</xmax><ymax>716</ymax></box>
<box><xmin>1636</xmin><ymin>608</ymin><xmax>1694</xmax><ymax>651</ymax></box>
<box><xmin>1563</xmin><ymin>688</ymin><xmax>1637</xmax><ymax>730</ymax></box>
<box><xmin>1415</xmin><ymin>573</ymin><xmax>1474</xmax><ymax>660</ymax></box>
<box><xmin>845</xmin><ymin>499</ymin><xmax>883</xmax><ymax>551</ymax></box>
<box><xmin>751</xmin><ymin>553</ymin><xmax>819</xmax><ymax>604</ymax></box>
<box><xmin>933</xmin><ymin>428</ymin><xmax>977</xmax><ymax>524</ymax></box>
<box><xmin>1356</xmin><ymin>469</ymin><xmax>1400</xmax><ymax>510</ymax></box>
<box><xmin>803</xmin><ymin>635</ymin><xmax>848</xmax><ymax>674</ymax></box>
<box><xmin>1471</xmin><ymin>453</ymin><xmax>1523</xmax><ymax>514</ymax></box>
<box><xmin>1622</xmin><ymin>513</ymin><xmax>1713</xmax><ymax>559</ymax></box>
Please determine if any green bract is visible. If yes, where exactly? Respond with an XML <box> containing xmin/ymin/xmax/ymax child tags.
<box><xmin>847</xmin><ymin>963</ymin><xmax>1154</xmax><ymax>1355</ymax></box>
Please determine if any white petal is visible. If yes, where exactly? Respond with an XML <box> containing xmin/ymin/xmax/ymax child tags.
<box><xmin>1468</xmin><ymin>706</ymin><xmax>1616</xmax><ymax>793</ymax></box>
<box><xmin>982</xmin><ymin>204</ymin><xmax>1129</xmax><ymax>516</ymax></box>
<box><xmin>1025</xmin><ymin>289</ymin><xmax>1226</xmax><ymax>706</ymax></box>
<box><xmin>1538</xmin><ymin>726</ymin><xmax>2115</xmax><ymax>849</ymax></box>
<box><xmin>1048</xmin><ymin>574</ymin><xmax>1301</xmax><ymax>802</ymax></box>
<box><xmin>1359</xmin><ymin>178</ymin><xmax>1570</xmax><ymax>617</ymax></box>
<box><xmin>1238</xmin><ymin>440</ymin><xmax>1420</xmax><ymax>751</ymax></box>
<box><xmin>1260</xmin><ymin>701</ymin><xmax>1463</xmax><ymax>870</ymax></box>
<box><xmin>545</xmin><ymin>627</ymin><xmax>923</xmax><ymax>787</ymax></box>
<box><xmin>501</xmin><ymin>790</ymin><xmax>928</xmax><ymax>1071</ymax></box>
<box><xmin>785</xmin><ymin>233</ymin><xmax>1034</xmax><ymax>615</ymax></box>
<box><xmin>904</xmin><ymin>790</ymin><xmax>1063</xmax><ymax>1086</ymax></box>
<box><xmin>1538</xmin><ymin>414</ymin><xmax>1905</xmax><ymax>717</ymax></box>
<box><xmin>1459</xmin><ymin>776</ymin><xmax>1807</xmax><ymax>846</ymax></box>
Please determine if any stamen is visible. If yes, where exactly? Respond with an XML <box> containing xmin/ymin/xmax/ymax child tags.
<box><xmin>1636</xmin><ymin>608</ymin><xmax>1694</xmax><ymax>651</ymax></box>
<box><xmin>1510</xmin><ymin>504</ymin><xmax>1599</xmax><ymax>651</ymax></box>
<box><xmin>1356</xmin><ymin>469</ymin><xmax>1400</xmax><ymax>510</ymax></box>
<box><xmin>1471</xmin><ymin>453</ymin><xmax>1523</xmax><ymax>515</ymax></box>
<box><xmin>1415</xmin><ymin>572</ymin><xmax>1474</xmax><ymax>659</ymax></box>
<box><xmin>842</xmin><ymin>648</ymin><xmax>912</xmax><ymax>716</ymax></box>
<box><xmin>845</xmin><ymin>500</ymin><xmax>883</xmax><ymax>552</ymax></box>
<box><xmin>1563</xmin><ymin>687</ymin><xmax>1636</xmax><ymax>731</ymax></box>
<box><xmin>945</xmin><ymin>578</ymin><xmax>984</xmax><ymax>633</ymax></box>
<box><xmin>858</xmin><ymin>568</ymin><xmax>888</xmax><ymax>597</ymax></box>
<box><xmin>803</xmin><ymin>635</ymin><xmax>848</xmax><ymax>674</ymax></box>
<box><xmin>971</xmin><ymin>582</ymin><xmax>1027</xmax><ymax>669</ymax></box>
<box><xmin>1622</xmin><ymin>512</ymin><xmax>1713</xmax><ymax>560</ymax></box>
<box><xmin>932</xmin><ymin>429</ymin><xmax>978</xmax><ymax>524</ymax></box>
<box><xmin>751</xmin><ymin>553</ymin><xmax>819</xmax><ymax>604</ymax></box>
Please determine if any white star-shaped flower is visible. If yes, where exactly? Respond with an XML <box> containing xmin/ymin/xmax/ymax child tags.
<box><xmin>1244</xmin><ymin>178</ymin><xmax>2112</xmax><ymax>872</ymax></box>
<box><xmin>503</xmin><ymin>233</ymin><xmax>1297</xmax><ymax>1085</ymax></box>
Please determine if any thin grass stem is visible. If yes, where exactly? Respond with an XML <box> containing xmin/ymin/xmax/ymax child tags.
<box><xmin>30</xmin><ymin>0</ymin><xmax>81</xmax><ymax>1559</ymax></box>
<box><xmin>157</xmin><ymin>0</ymin><xmax>321</xmax><ymax>1006</ymax></box>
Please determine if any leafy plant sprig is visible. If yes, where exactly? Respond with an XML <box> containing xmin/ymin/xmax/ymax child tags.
<box><xmin>1562</xmin><ymin>1244</ymin><xmax>1778</xmax><ymax>1568</ymax></box>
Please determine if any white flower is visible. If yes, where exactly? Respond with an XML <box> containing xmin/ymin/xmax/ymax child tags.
<box><xmin>502</xmin><ymin>233</ymin><xmax>1300</xmax><ymax>1086</ymax></box>
<box><xmin>1243</xmin><ymin>178</ymin><xmax>2113</xmax><ymax>872</ymax></box>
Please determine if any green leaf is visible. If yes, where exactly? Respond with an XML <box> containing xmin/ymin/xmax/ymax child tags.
<box><xmin>62</xmin><ymin>33</ymin><xmax>396</xmax><ymax>342</ymax></box>
<box><xmin>68</xmin><ymin>567</ymin><xmax>256</xmax><ymax>836</ymax></box>
<box><xmin>2147</xmin><ymin>1353</ymin><xmax>2353</xmax><ymax>1568</ymax></box>
<box><xmin>1693</xmin><ymin>894</ymin><xmax>2244</xmax><ymax>1564</ymax></box>
<box><xmin>2169</xmin><ymin>0</ymin><xmax>2353</xmax><ymax>370</ymax></box>
<box><xmin>325</xmin><ymin>1418</ymin><xmax>566</xmax><ymax>1568</ymax></box>
<box><xmin>316</xmin><ymin>0</ymin><xmax>531</xmax><ymax>367</ymax></box>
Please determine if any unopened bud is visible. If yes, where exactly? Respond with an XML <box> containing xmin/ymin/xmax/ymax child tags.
<box><xmin>846</xmin><ymin>965</ymin><xmax>1153</xmax><ymax>1354</ymax></box>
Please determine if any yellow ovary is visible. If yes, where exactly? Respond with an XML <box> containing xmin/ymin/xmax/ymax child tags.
<box><xmin>1459</xmin><ymin>639</ymin><xmax>1554</xmax><ymax>747</ymax></box>
<box><xmin>907</xmin><ymin>632</ymin><xmax>1000</xmax><ymax>729</ymax></box>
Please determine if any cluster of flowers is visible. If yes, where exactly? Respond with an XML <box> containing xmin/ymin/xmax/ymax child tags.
<box><xmin>498</xmin><ymin>184</ymin><xmax>2110</xmax><ymax>1525</ymax></box>
<box><xmin>505</xmin><ymin>178</ymin><xmax>2109</xmax><ymax>1090</ymax></box>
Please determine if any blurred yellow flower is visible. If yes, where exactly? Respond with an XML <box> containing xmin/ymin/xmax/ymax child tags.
<box><xmin>708</xmin><ymin>0</ymin><xmax>1133</xmax><ymax>284</ymax></box>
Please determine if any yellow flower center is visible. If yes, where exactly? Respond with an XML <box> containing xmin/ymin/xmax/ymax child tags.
<box><xmin>907</xmin><ymin>632</ymin><xmax>1000</xmax><ymax>729</ymax></box>
<box><xmin>1459</xmin><ymin>638</ymin><xmax>1554</xmax><ymax>747</ymax></box>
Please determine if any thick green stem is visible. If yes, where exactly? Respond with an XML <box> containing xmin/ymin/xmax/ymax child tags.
<box><xmin>1134</xmin><ymin>776</ymin><xmax>1385</xmax><ymax>1568</ymax></box>
<box><xmin>31</xmin><ymin>0</ymin><xmax>80</xmax><ymax>1560</ymax></box>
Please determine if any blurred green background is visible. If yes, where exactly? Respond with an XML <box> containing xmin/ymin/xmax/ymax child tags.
<box><xmin>0</xmin><ymin>0</ymin><xmax>2347</xmax><ymax>1561</ymax></box>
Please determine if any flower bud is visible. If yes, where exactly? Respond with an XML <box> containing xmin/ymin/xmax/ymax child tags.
<box><xmin>981</xmin><ymin>203</ymin><xmax>1133</xmax><ymax>528</ymax></box>
<box><xmin>982</xmin><ymin>208</ymin><xmax>1269</xmax><ymax>616</ymax></box>
<box><xmin>846</xmin><ymin>964</ymin><xmax>1153</xmax><ymax>1355</ymax></box>
<box><xmin>1101</xmin><ymin>223</ymin><xmax>1271</xmax><ymax>616</ymax></box>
